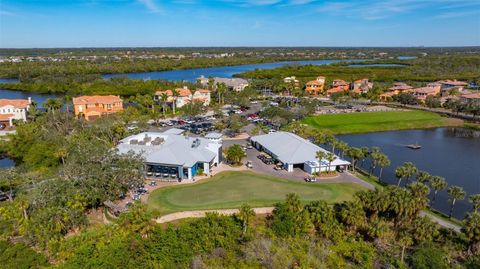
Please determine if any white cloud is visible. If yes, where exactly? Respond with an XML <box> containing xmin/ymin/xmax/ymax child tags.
<box><xmin>137</xmin><ymin>0</ymin><xmax>163</xmax><ymax>13</ymax></box>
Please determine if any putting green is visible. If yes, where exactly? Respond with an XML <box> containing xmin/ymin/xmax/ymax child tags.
<box><xmin>147</xmin><ymin>171</ymin><xmax>363</xmax><ymax>214</ymax></box>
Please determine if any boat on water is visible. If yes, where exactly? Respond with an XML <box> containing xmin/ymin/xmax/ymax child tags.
<box><xmin>407</xmin><ymin>143</ymin><xmax>422</xmax><ymax>149</ymax></box>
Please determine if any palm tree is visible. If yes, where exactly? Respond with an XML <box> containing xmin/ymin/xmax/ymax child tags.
<box><xmin>171</xmin><ymin>89</ymin><xmax>179</xmax><ymax>115</ymax></box>
<box><xmin>326</xmin><ymin>152</ymin><xmax>336</xmax><ymax>172</ymax></box>
<box><xmin>407</xmin><ymin>182</ymin><xmax>430</xmax><ymax>215</ymax></box>
<box><xmin>461</xmin><ymin>212</ymin><xmax>480</xmax><ymax>253</ymax></box>
<box><xmin>316</xmin><ymin>150</ymin><xmax>325</xmax><ymax>172</ymax></box>
<box><xmin>360</xmin><ymin>146</ymin><xmax>370</xmax><ymax>168</ymax></box>
<box><xmin>395</xmin><ymin>166</ymin><xmax>407</xmax><ymax>187</ymax></box>
<box><xmin>469</xmin><ymin>194</ymin><xmax>480</xmax><ymax>213</ymax></box>
<box><xmin>217</xmin><ymin>82</ymin><xmax>227</xmax><ymax>105</ymax></box>
<box><xmin>346</xmin><ymin>147</ymin><xmax>363</xmax><ymax>172</ymax></box>
<box><xmin>336</xmin><ymin>141</ymin><xmax>348</xmax><ymax>159</ymax></box>
<box><xmin>159</xmin><ymin>93</ymin><xmax>168</xmax><ymax>118</ymax></box>
<box><xmin>43</xmin><ymin>98</ymin><xmax>63</xmax><ymax>113</ymax></box>
<box><xmin>398</xmin><ymin>233</ymin><xmax>413</xmax><ymax>264</ymax></box>
<box><xmin>325</xmin><ymin>135</ymin><xmax>337</xmax><ymax>154</ymax></box>
<box><xmin>416</xmin><ymin>170</ymin><xmax>431</xmax><ymax>184</ymax></box>
<box><xmin>403</xmin><ymin>162</ymin><xmax>417</xmax><ymax>186</ymax></box>
<box><xmin>339</xmin><ymin>200</ymin><xmax>365</xmax><ymax>232</ymax></box>
<box><xmin>237</xmin><ymin>203</ymin><xmax>255</xmax><ymax>236</ymax></box>
<box><xmin>447</xmin><ymin>185</ymin><xmax>466</xmax><ymax>218</ymax></box>
<box><xmin>429</xmin><ymin>176</ymin><xmax>447</xmax><ymax>207</ymax></box>
<box><xmin>377</xmin><ymin>154</ymin><xmax>390</xmax><ymax>181</ymax></box>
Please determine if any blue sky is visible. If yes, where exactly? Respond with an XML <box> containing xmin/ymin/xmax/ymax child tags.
<box><xmin>0</xmin><ymin>0</ymin><xmax>479</xmax><ymax>48</ymax></box>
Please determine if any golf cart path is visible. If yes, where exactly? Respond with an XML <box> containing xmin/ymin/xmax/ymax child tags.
<box><xmin>419</xmin><ymin>211</ymin><xmax>461</xmax><ymax>232</ymax></box>
<box><xmin>155</xmin><ymin>207</ymin><xmax>275</xmax><ymax>223</ymax></box>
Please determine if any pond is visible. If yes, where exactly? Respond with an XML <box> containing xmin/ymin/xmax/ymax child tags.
<box><xmin>0</xmin><ymin>88</ymin><xmax>61</xmax><ymax>108</ymax></box>
<box><xmin>0</xmin><ymin>78</ymin><xmax>19</xmax><ymax>84</ymax></box>
<box><xmin>397</xmin><ymin>56</ymin><xmax>417</xmax><ymax>60</ymax></box>
<box><xmin>0</xmin><ymin>157</ymin><xmax>15</xmax><ymax>169</ymax></box>
<box><xmin>338</xmin><ymin>128</ymin><xmax>480</xmax><ymax>219</ymax></box>
<box><xmin>103</xmin><ymin>59</ymin><xmax>366</xmax><ymax>82</ymax></box>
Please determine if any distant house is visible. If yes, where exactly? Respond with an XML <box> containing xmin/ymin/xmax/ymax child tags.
<box><xmin>460</xmin><ymin>92</ymin><xmax>480</xmax><ymax>105</ymax></box>
<box><xmin>351</xmin><ymin>78</ymin><xmax>373</xmax><ymax>94</ymax></box>
<box><xmin>379</xmin><ymin>82</ymin><xmax>413</xmax><ymax>101</ymax></box>
<box><xmin>72</xmin><ymin>95</ymin><xmax>123</xmax><ymax>121</ymax></box>
<box><xmin>197</xmin><ymin>76</ymin><xmax>249</xmax><ymax>92</ymax></box>
<box><xmin>326</xmin><ymin>79</ymin><xmax>349</xmax><ymax>96</ymax></box>
<box><xmin>192</xmin><ymin>89</ymin><xmax>211</xmax><ymax>105</ymax></box>
<box><xmin>412</xmin><ymin>83</ymin><xmax>441</xmax><ymax>102</ymax></box>
<box><xmin>437</xmin><ymin>80</ymin><xmax>468</xmax><ymax>96</ymax></box>
<box><xmin>155</xmin><ymin>86</ymin><xmax>210</xmax><ymax>108</ymax></box>
<box><xmin>305</xmin><ymin>76</ymin><xmax>326</xmax><ymax>95</ymax></box>
<box><xmin>283</xmin><ymin>76</ymin><xmax>299</xmax><ymax>84</ymax></box>
<box><xmin>0</xmin><ymin>98</ymin><xmax>31</xmax><ymax>127</ymax></box>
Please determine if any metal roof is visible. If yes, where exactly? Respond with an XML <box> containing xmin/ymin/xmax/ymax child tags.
<box><xmin>117</xmin><ymin>132</ymin><xmax>220</xmax><ymax>167</ymax></box>
<box><xmin>251</xmin><ymin>131</ymin><xmax>350</xmax><ymax>166</ymax></box>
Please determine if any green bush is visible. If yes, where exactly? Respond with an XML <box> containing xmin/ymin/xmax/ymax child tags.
<box><xmin>0</xmin><ymin>241</ymin><xmax>49</xmax><ymax>269</ymax></box>
<box><xmin>411</xmin><ymin>243</ymin><xmax>448</xmax><ymax>269</ymax></box>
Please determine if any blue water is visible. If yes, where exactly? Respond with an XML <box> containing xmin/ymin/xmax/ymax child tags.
<box><xmin>0</xmin><ymin>158</ymin><xmax>15</xmax><ymax>169</ymax></box>
<box><xmin>103</xmin><ymin>59</ymin><xmax>366</xmax><ymax>82</ymax></box>
<box><xmin>339</xmin><ymin>128</ymin><xmax>480</xmax><ymax>219</ymax></box>
<box><xmin>397</xmin><ymin>56</ymin><xmax>417</xmax><ymax>60</ymax></box>
<box><xmin>347</xmin><ymin>64</ymin><xmax>407</xmax><ymax>68</ymax></box>
<box><xmin>0</xmin><ymin>89</ymin><xmax>60</xmax><ymax>108</ymax></box>
<box><xmin>0</xmin><ymin>78</ymin><xmax>19</xmax><ymax>84</ymax></box>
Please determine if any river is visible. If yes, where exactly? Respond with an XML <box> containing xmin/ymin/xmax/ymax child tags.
<box><xmin>0</xmin><ymin>88</ymin><xmax>60</xmax><ymax>108</ymax></box>
<box><xmin>338</xmin><ymin>128</ymin><xmax>480</xmax><ymax>219</ymax></box>
<box><xmin>102</xmin><ymin>59</ymin><xmax>365</xmax><ymax>82</ymax></box>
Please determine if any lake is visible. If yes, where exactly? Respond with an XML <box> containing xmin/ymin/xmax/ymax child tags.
<box><xmin>103</xmin><ymin>59</ymin><xmax>365</xmax><ymax>82</ymax></box>
<box><xmin>338</xmin><ymin>128</ymin><xmax>480</xmax><ymax>219</ymax></box>
<box><xmin>0</xmin><ymin>88</ymin><xmax>60</xmax><ymax>108</ymax></box>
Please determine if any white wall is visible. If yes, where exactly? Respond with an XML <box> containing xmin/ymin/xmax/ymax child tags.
<box><xmin>0</xmin><ymin>105</ymin><xmax>28</xmax><ymax>122</ymax></box>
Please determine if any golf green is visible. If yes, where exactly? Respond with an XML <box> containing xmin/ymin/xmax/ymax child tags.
<box><xmin>302</xmin><ymin>110</ymin><xmax>460</xmax><ymax>134</ymax></box>
<box><xmin>147</xmin><ymin>171</ymin><xmax>363</xmax><ymax>214</ymax></box>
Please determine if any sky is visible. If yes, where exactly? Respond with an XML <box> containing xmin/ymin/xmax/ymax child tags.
<box><xmin>0</xmin><ymin>0</ymin><xmax>479</xmax><ymax>48</ymax></box>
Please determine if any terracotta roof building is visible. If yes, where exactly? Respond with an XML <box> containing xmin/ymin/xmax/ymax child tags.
<box><xmin>0</xmin><ymin>98</ymin><xmax>32</xmax><ymax>127</ymax></box>
<box><xmin>305</xmin><ymin>76</ymin><xmax>326</xmax><ymax>95</ymax></box>
<box><xmin>155</xmin><ymin>86</ymin><xmax>210</xmax><ymax>108</ymax></box>
<box><xmin>73</xmin><ymin>95</ymin><xmax>123</xmax><ymax>121</ymax></box>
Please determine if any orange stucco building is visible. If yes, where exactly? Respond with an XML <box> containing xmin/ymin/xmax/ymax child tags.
<box><xmin>305</xmin><ymin>76</ymin><xmax>326</xmax><ymax>95</ymax></box>
<box><xmin>73</xmin><ymin>95</ymin><xmax>123</xmax><ymax>121</ymax></box>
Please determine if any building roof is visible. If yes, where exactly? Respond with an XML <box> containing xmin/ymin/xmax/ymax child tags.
<box><xmin>163</xmin><ymin>128</ymin><xmax>185</xmax><ymax>135</ymax></box>
<box><xmin>461</xmin><ymin>92</ymin><xmax>480</xmax><ymax>99</ymax></box>
<box><xmin>389</xmin><ymin>83</ymin><xmax>413</xmax><ymax>91</ymax></box>
<box><xmin>306</xmin><ymin>80</ymin><xmax>324</xmax><ymax>86</ymax></box>
<box><xmin>438</xmin><ymin>80</ymin><xmax>468</xmax><ymax>86</ymax></box>
<box><xmin>413</xmin><ymin>87</ymin><xmax>438</xmax><ymax>94</ymax></box>
<box><xmin>72</xmin><ymin>95</ymin><xmax>122</xmax><ymax>105</ymax></box>
<box><xmin>155</xmin><ymin>88</ymin><xmax>192</xmax><ymax>97</ymax></box>
<box><xmin>0</xmin><ymin>99</ymin><xmax>30</xmax><ymax>109</ymax></box>
<box><xmin>250</xmin><ymin>131</ymin><xmax>349</xmax><ymax>166</ymax></box>
<box><xmin>205</xmin><ymin>132</ymin><xmax>223</xmax><ymax>139</ymax></box>
<box><xmin>332</xmin><ymin>79</ymin><xmax>348</xmax><ymax>86</ymax></box>
<box><xmin>117</xmin><ymin>131</ymin><xmax>221</xmax><ymax>167</ymax></box>
<box><xmin>0</xmin><ymin>114</ymin><xmax>15</xmax><ymax>121</ymax></box>
<box><xmin>195</xmin><ymin>89</ymin><xmax>210</xmax><ymax>94</ymax></box>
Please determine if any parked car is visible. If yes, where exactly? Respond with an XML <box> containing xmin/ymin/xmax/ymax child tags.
<box><xmin>133</xmin><ymin>194</ymin><xmax>141</xmax><ymax>201</ymax></box>
<box><xmin>304</xmin><ymin>177</ymin><xmax>317</xmax><ymax>183</ymax></box>
<box><xmin>146</xmin><ymin>171</ymin><xmax>153</xmax><ymax>176</ymax></box>
<box><xmin>149</xmin><ymin>181</ymin><xmax>158</xmax><ymax>187</ymax></box>
<box><xmin>246</xmin><ymin>161</ymin><xmax>253</xmax><ymax>168</ymax></box>
<box><xmin>247</xmin><ymin>145</ymin><xmax>253</xmax><ymax>149</ymax></box>
<box><xmin>274</xmin><ymin>165</ymin><xmax>283</xmax><ymax>171</ymax></box>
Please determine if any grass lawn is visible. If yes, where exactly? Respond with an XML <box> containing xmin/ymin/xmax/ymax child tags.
<box><xmin>302</xmin><ymin>110</ymin><xmax>462</xmax><ymax>134</ymax></box>
<box><xmin>147</xmin><ymin>171</ymin><xmax>363</xmax><ymax>215</ymax></box>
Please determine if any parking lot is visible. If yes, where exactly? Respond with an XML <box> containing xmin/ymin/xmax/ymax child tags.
<box><xmin>224</xmin><ymin>138</ymin><xmax>374</xmax><ymax>188</ymax></box>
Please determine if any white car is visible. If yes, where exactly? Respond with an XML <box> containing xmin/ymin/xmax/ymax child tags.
<box><xmin>246</xmin><ymin>161</ymin><xmax>253</xmax><ymax>168</ymax></box>
<box><xmin>250</xmin><ymin>101</ymin><xmax>259</xmax><ymax>104</ymax></box>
